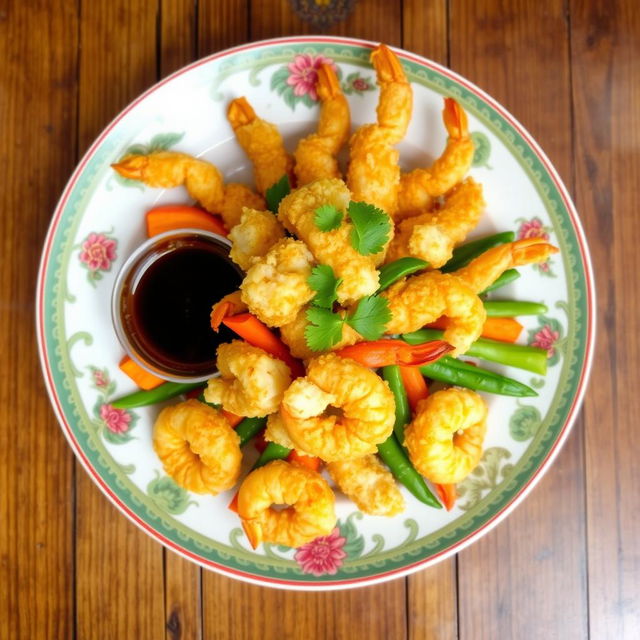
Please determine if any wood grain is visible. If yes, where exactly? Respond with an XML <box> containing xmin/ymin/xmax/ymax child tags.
<box><xmin>74</xmin><ymin>2</ymin><xmax>166</xmax><ymax>639</ymax></box>
<box><xmin>401</xmin><ymin>4</ymin><xmax>459</xmax><ymax>639</ymax></box>
<box><xmin>571</xmin><ymin>1</ymin><xmax>640</xmax><ymax>637</ymax></box>
<box><xmin>451</xmin><ymin>2</ymin><xmax>589</xmax><ymax>638</ymax></box>
<box><xmin>0</xmin><ymin>3</ymin><xmax>78</xmax><ymax>638</ymax></box>
<box><xmin>160</xmin><ymin>0</ymin><xmax>197</xmax><ymax>76</ymax></box>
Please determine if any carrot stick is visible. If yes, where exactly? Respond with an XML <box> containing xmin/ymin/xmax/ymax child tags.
<box><xmin>222</xmin><ymin>313</ymin><xmax>305</xmax><ymax>378</ymax></box>
<box><xmin>287</xmin><ymin>449</ymin><xmax>321</xmax><ymax>472</ymax></box>
<box><xmin>435</xmin><ymin>483</ymin><xmax>457</xmax><ymax>511</ymax></box>
<box><xmin>426</xmin><ymin>316</ymin><xmax>523</xmax><ymax>343</ymax></box>
<box><xmin>399</xmin><ymin>365</ymin><xmax>429</xmax><ymax>412</ymax></box>
<box><xmin>118</xmin><ymin>355</ymin><xmax>164</xmax><ymax>390</ymax></box>
<box><xmin>221</xmin><ymin>410</ymin><xmax>244</xmax><ymax>428</ymax></box>
<box><xmin>145</xmin><ymin>205</ymin><xmax>228</xmax><ymax>238</ymax></box>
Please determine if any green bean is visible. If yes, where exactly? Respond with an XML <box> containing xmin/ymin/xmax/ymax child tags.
<box><xmin>255</xmin><ymin>442</ymin><xmax>291</xmax><ymax>468</ymax></box>
<box><xmin>110</xmin><ymin>381</ymin><xmax>203</xmax><ymax>409</ymax></box>
<box><xmin>235</xmin><ymin>417</ymin><xmax>268</xmax><ymax>447</ymax></box>
<box><xmin>377</xmin><ymin>257</ymin><xmax>429</xmax><ymax>292</ymax></box>
<box><xmin>418</xmin><ymin>356</ymin><xmax>537</xmax><ymax>397</ymax></box>
<box><xmin>377</xmin><ymin>435</ymin><xmax>442</xmax><ymax>508</ymax></box>
<box><xmin>404</xmin><ymin>329</ymin><xmax>547</xmax><ymax>375</ymax></box>
<box><xmin>381</xmin><ymin>366</ymin><xmax>411</xmax><ymax>445</ymax></box>
<box><xmin>483</xmin><ymin>300</ymin><xmax>548</xmax><ymax>317</ymax></box>
<box><xmin>481</xmin><ymin>268</ymin><xmax>520</xmax><ymax>293</ymax></box>
<box><xmin>442</xmin><ymin>231</ymin><xmax>515</xmax><ymax>273</ymax></box>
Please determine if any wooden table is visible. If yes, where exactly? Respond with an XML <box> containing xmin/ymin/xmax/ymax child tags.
<box><xmin>2</xmin><ymin>0</ymin><xmax>637</xmax><ymax>637</ymax></box>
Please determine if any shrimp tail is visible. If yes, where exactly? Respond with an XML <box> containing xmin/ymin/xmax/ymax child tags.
<box><xmin>227</xmin><ymin>96</ymin><xmax>256</xmax><ymax>130</ymax></box>
<box><xmin>442</xmin><ymin>97</ymin><xmax>468</xmax><ymax>140</ymax></box>
<box><xmin>510</xmin><ymin>237</ymin><xmax>559</xmax><ymax>266</ymax></box>
<box><xmin>316</xmin><ymin>63</ymin><xmax>340</xmax><ymax>100</ymax></box>
<box><xmin>111</xmin><ymin>155</ymin><xmax>148</xmax><ymax>180</ymax></box>
<box><xmin>371</xmin><ymin>44</ymin><xmax>407</xmax><ymax>84</ymax></box>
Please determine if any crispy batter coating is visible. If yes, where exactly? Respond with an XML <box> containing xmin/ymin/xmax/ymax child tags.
<box><xmin>281</xmin><ymin>353</ymin><xmax>395</xmax><ymax>462</ymax></box>
<box><xmin>229</xmin><ymin>207</ymin><xmax>286</xmax><ymax>271</ymax></box>
<box><xmin>404</xmin><ymin>389</ymin><xmax>488</xmax><ymax>484</ymax></box>
<box><xmin>153</xmin><ymin>399</ymin><xmax>241</xmax><ymax>494</ymax></box>
<box><xmin>264</xmin><ymin>412</ymin><xmax>314</xmax><ymax>457</ymax></box>
<box><xmin>219</xmin><ymin>183</ymin><xmax>266</xmax><ymax>229</ymax></box>
<box><xmin>240</xmin><ymin>238</ymin><xmax>316</xmax><ymax>327</ymax></box>
<box><xmin>294</xmin><ymin>64</ymin><xmax>350</xmax><ymax>185</ymax></box>
<box><xmin>328</xmin><ymin>455</ymin><xmax>405</xmax><ymax>516</ymax></box>
<box><xmin>386</xmin><ymin>178</ymin><xmax>485</xmax><ymax>268</ymax></box>
<box><xmin>397</xmin><ymin>98</ymin><xmax>475</xmax><ymax>220</ymax></box>
<box><xmin>237</xmin><ymin>460</ymin><xmax>336</xmax><ymax>548</ymax></box>
<box><xmin>382</xmin><ymin>271</ymin><xmax>486</xmax><ymax>356</ymax></box>
<box><xmin>228</xmin><ymin>97</ymin><xmax>293</xmax><ymax>196</ymax></box>
<box><xmin>204</xmin><ymin>341</ymin><xmax>291</xmax><ymax>417</ymax></box>
<box><xmin>278</xmin><ymin>178</ymin><xmax>379</xmax><ymax>304</ymax></box>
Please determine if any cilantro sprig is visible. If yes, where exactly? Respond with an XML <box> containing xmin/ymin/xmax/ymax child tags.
<box><xmin>314</xmin><ymin>204</ymin><xmax>343</xmax><ymax>231</ymax></box>
<box><xmin>348</xmin><ymin>201</ymin><xmax>392</xmax><ymax>255</ymax></box>
<box><xmin>304</xmin><ymin>293</ymin><xmax>391</xmax><ymax>352</ymax></box>
<box><xmin>307</xmin><ymin>265</ymin><xmax>342</xmax><ymax>309</ymax></box>
<box><xmin>265</xmin><ymin>174</ymin><xmax>291</xmax><ymax>213</ymax></box>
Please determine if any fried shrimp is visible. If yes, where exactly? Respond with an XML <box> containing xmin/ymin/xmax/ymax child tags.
<box><xmin>454</xmin><ymin>237</ymin><xmax>559</xmax><ymax>294</ymax></box>
<box><xmin>347</xmin><ymin>44</ymin><xmax>412</xmax><ymax>218</ymax></box>
<box><xmin>382</xmin><ymin>271</ymin><xmax>486</xmax><ymax>356</ymax></box>
<box><xmin>210</xmin><ymin>291</ymin><xmax>247</xmax><ymax>331</ymax></box>
<box><xmin>280</xmin><ymin>353</ymin><xmax>395</xmax><ymax>462</ymax></box>
<box><xmin>111</xmin><ymin>151</ymin><xmax>264</xmax><ymax>228</ymax></box>
<box><xmin>327</xmin><ymin>455</ymin><xmax>404</xmax><ymax>516</ymax></box>
<box><xmin>153</xmin><ymin>400</ymin><xmax>241</xmax><ymax>494</ymax></box>
<box><xmin>227</xmin><ymin>97</ymin><xmax>294</xmax><ymax>196</ymax></box>
<box><xmin>264</xmin><ymin>412</ymin><xmax>314</xmax><ymax>457</ymax></box>
<box><xmin>204</xmin><ymin>341</ymin><xmax>291</xmax><ymax>417</ymax></box>
<box><xmin>397</xmin><ymin>98</ymin><xmax>475</xmax><ymax>220</ymax></box>
<box><xmin>237</xmin><ymin>460</ymin><xmax>336</xmax><ymax>548</ymax></box>
<box><xmin>294</xmin><ymin>64</ymin><xmax>350</xmax><ymax>186</ymax></box>
<box><xmin>240</xmin><ymin>238</ymin><xmax>316</xmax><ymax>327</ymax></box>
<box><xmin>228</xmin><ymin>207</ymin><xmax>286</xmax><ymax>271</ymax></box>
<box><xmin>386</xmin><ymin>178</ymin><xmax>485</xmax><ymax>268</ymax></box>
<box><xmin>279</xmin><ymin>306</ymin><xmax>362</xmax><ymax>360</ymax></box>
<box><xmin>404</xmin><ymin>388</ymin><xmax>488</xmax><ymax>484</ymax></box>
<box><xmin>278</xmin><ymin>178</ymin><xmax>379</xmax><ymax>304</ymax></box>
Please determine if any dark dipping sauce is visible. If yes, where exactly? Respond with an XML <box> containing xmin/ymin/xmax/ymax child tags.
<box><xmin>121</xmin><ymin>233</ymin><xmax>242</xmax><ymax>378</ymax></box>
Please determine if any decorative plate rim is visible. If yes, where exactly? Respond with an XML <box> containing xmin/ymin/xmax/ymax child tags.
<box><xmin>35</xmin><ymin>35</ymin><xmax>596</xmax><ymax>591</ymax></box>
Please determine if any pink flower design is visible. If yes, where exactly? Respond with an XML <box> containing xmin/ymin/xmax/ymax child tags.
<box><xmin>531</xmin><ymin>325</ymin><xmax>559</xmax><ymax>358</ymax></box>
<box><xmin>351</xmin><ymin>77</ymin><xmax>371</xmax><ymax>92</ymax></box>
<box><xmin>100</xmin><ymin>403</ymin><xmax>132</xmax><ymax>434</ymax></box>
<box><xmin>294</xmin><ymin>527</ymin><xmax>347</xmax><ymax>576</ymax></box>
<box><xmin>517</xmin><ymin>217</ymin><xmax>549</xmax><ymax>242</ymax></box>
<box><xmin>286</xmin><ymin>54</ymin><xmax>335</xmax><ymax>101</ymax></box>
<box><xmin>92</xmin><ymin>369</ymin><xmax>109</xmax><ymax>388</ymax></box>
<box><xmin>80</xmin><ymin>233</ymin><xmax>117</xmax><ymax>271</ymax></box>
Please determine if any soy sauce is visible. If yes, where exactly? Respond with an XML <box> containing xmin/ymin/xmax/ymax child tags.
<box><xmin>121</xmin><ymin>234</ymin><xmax>242</xmax><ymax>377</ymax></box>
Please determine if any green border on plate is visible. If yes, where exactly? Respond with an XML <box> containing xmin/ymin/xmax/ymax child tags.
<box><xmin>42</xmin><ymin>41</ymin><xmax>589</xmax><ymax>584</ymax></box>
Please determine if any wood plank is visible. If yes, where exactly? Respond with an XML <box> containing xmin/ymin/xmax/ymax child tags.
<box><xmin>160</xmin><ymin>0</ymin><xmax>197</xmax><ymax>76</ymax></box>
<box><xmin>202</xmin><ymin>577</ymin><xmax>407</xmax><ymax>639</ymax></box>
<box><xmin>570</xmin><ymin>1</ymin><xmax>640</xmax><ymax>637</ymax></box>
<box><xmin>74</xmin><ymin>2</ymin><xmax>166</xmax><ymax>638</ymax></box>
<box><xmin>159</xmin><ymin>4</ymin><xmax>204</xmax><ymax>638</ymax></box>
<box><xmin>198</xmin><ymin>0</ymin><xmax>250</xmax><ymax>57</ymax></box>
<box><xmin>250</xmin><ymin>0</ymin><xmax>402</xmax><ymax>46</ymax></box>
<box><xmin>450</xmin><ymin>1</ymin><xmax>589</xmax><ymax>638</ymax></box>
<box><xmin>401</xmin><ymin>4</ymin><xmax>458</xmax><ymax>639</ymax></box>
<box><xmin>0</xmin><ymin>3</ymin><xmax>78</xmax><ymax>637</ymax></box>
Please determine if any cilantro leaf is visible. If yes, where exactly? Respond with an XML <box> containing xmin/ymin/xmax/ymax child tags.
<box><xmin>348</xmin><ymin>200</ymin><xmax>392</xmax><ymax>255</ymax></box>
<box><xmin>265</xmin><ymin>174</ymin><xmax>291</xmax><ymax>213</ymax></box>
<box><xmin>304</xmin><ymin>307</ymin><xmax>345</xmax><ymax>352</ymax></box>
<box><xmin>307</xmin><ymin>265</ymin><xmax>342</xmax><ymax>309</ymax></box>
<box><xmin>314</xmin><ymin>204</ymin><xmax>343</xmax><ymax>231</ymax></box>
<box><xmin>345</xmin><ymin>295</ymin><xmax>392</xmax><ymax>340</ymax></box>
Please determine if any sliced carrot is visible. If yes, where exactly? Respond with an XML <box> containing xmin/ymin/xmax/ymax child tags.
<box><xmin>399</xmin><ymin>365</ymin><xmax>429</xmax><ymax>413</ymax></box>
<box><xmin>435</xmin><ymin>483</ymin><xmax>457</xmax><ymax>511</ymax></box>
<box><xmin>222</xmin><ymin>410</ymin><xmax>244</xmax><ymax>428</ymax></box>
<box><xmin>287</xmin><ymin>449</ymin><xmax>321</xmax><ymax>472</ymax></box>
<box><xmin>426</xmin><ymin>316</ymin><xmax>523</xmax><ymax>343</ymax></box>
<box><xmin>145</xmin><ymin>204</ymin><xmax>228</xmax><ymax>238</ymax></box>
<box><xmin>118</xmin><ymin>355</ymin><xmax>164</xmax><ymax>390</ymax></box>
<box><xmin>478</xmin><ymin>317</ymin><xmax>523</xmax><ymax>343</ymax></box>
<box><xmin>222</xmin><ymin>313</ymin><xmax>305</xmax><ymax>378</ymax></box>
